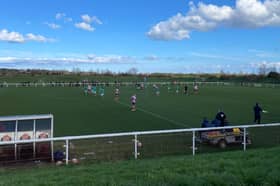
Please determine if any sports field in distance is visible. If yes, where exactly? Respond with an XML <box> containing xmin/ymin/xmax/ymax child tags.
<box><xmin>0</xmin><ymin>83</ymin><xmax>279</xmax><ymax>137</ymax></box>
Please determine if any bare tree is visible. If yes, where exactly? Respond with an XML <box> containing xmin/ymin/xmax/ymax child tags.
<box><xmin>258</xmin><ymin>63</ymin><xmax>267</xmax><ymax>75</ymax></box>
<box><xmin>127</xmin><ymin>67</ymin><xmax>138</xmax><ymax>75</ymax></box>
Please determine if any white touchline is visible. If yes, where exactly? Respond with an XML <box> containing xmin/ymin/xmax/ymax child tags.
<box><xmin>117</xmin><ymin>101</ymin><xmax>189</xmax><ymax>128</ymax></box>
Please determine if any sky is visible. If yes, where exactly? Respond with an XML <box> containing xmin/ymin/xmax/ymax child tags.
<box><xmin>0</xmin><ymin>0</ymin><xmax>280</xmax><ymax>74</ymax></box>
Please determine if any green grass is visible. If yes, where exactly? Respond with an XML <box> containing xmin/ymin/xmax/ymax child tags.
<box><xmin>0</xmin><ymin>147</ymin><xmax>279</xmax><ymax>186</ymax></box>
<box><xmin>0</xmin><ymin>84</ymin><xmax>279</xmax><ymax>162</ymax></box>
<box><xmin>0</xmin><ymin>84</ymin><xmax>279</xmax><ymax>136</ymax></box>
<box><xmin>0</xmin><ymin>80</ymin><xmax>279</xmax><ymax>185</ymax></box>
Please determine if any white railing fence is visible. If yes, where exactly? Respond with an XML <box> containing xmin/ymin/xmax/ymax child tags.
<box><xmin>0</xmin><ymin>123</ymin><xmax>279</xmax><ymax>165</ymax></box>
<box><xmin>0</xmin><ymin>82</ymin><xmax>279</xmax><ymax>88</ymax></box>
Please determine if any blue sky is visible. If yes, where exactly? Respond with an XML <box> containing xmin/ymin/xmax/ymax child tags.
<box><xmin>0</xmin><ymin>0</ymin><xmax>280</xmax><ymax>73</ymax></box>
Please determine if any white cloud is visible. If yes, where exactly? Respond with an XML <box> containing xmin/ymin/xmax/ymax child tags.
<box><xmin>87</xmin><ymin>54</ymin><xmax>96</xmax><ymax>60</ymax></box>
<box><xmin>147</xmin><ymin>13</ymin><xmax>216</xmax><ymax>40</ymax></box>
<box><xmin>2</xmin><ymin>53</ymin><xmax>277</xmax><ymax>74</ymax></box>
<box><xmin>75</xmin><ymin>22</ymin><xmax>95</xmax><ymax>31</ymax></box>
<box><xmin>81</xmin><ymin>14</ymin><xmax>102</xmax><ymax>24</ymax></box>
<box><xmin>87</xmin><ymin>54</ymin><xmax>134</xmax><ymax>63</ymax></box>
<box><xmin>44</xmin><ymin>22</ymin><xmax>61</xmax><ymax>29</ymax></box>
<box><xmin>55</xmin><ymin>12</ymin><xmax>72</xmax><ymax>22</ymax></box>
<box><xmin>55</xmin><ymin>13</ymin><xmax>66</xmax><ymax>20</ymax></box>
<box><xmin>81</xmin><ymin>14</ymin><xmax>91</xmax><ymax>23</ymax></box>
<box><xmin>248</xmin><ymin>49</ymin><xmax>279</xmax><ymax>58</ymax></box>
<box><xmin>0</xmin><ymin>55</ymin><xmax>135</xmax><ymax>64</ymax></box>
<box><xmin>189</xmin><ymin>52</ymin><xmax>243</xmax><ymax>61</ymax></box>
<box><xmin>233</xmin><ymin>0</ymin><xmax>280</xmax><ymax>27</ymax></box>
<box><xmin>74</xmin><ymin>14</ymin><xmax>102</xmax><ymax>32</ymax></box>
<box><xmin>0</xmin><ymin>29</ymin><xmax>55</xmax><ymax>43</ymax></box>
<box><xmin>195</xmin><ymin>3</ymin><xmax>234</xmax><ymax>22</ymax></box>
<box><xmin>251</xmin><ymin>61</ymin><xmax>280</xmax><ymax>68</ymax></box>
<box><xmin>148</xmin><ymin>0</ymin><xmax>280</xmax><ymax>40</ymax></box>
<box><xmin>25</xmin><ymin>33</ymin><xmax>55</xmax><ymax>42</ymax></box>
<box><xmin>147</xmin><ymin>15</ymin><xmax>191</xmax><ymax>40</ymax></box>
<box><xmin>0</xmin><ymin>57</ymin><xmax>19</xmax><ymax>62</ymax></box>
<box><xmin>144</xmin><ymin>55</ymin><xmax>159</xmax><ymax>61</ymax></box>
<box><xmin>0</xmin><ymin>29</ymin><xmax>25</xmax><ymax>43</ymax></box>
<box><xmin>91</xmin><ymin>16</ymin><xmax>102</xmax><ymax>25</ymax></box>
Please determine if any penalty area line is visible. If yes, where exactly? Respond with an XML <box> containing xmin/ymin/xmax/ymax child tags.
<box><xmin>117</xmin><ymin>101</ymin><xmax>189</xmax><ymax>128</ymax></box>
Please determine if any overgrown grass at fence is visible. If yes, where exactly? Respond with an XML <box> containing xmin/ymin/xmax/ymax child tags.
<box><xmin>0</xmin><ymin>146</ymin><xmax>279</xmax><ymax>186</ymax></box>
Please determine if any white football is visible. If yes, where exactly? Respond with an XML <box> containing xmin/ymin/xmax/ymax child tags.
<box><xmin>56</xmin><ymin>161</ymin><xmax>63</xmax><ymax>166</ymax></box>
<box><xmin>72</xmin><ymin>158</ymin><xmax>79</xmax><ymax>164</ymax></box>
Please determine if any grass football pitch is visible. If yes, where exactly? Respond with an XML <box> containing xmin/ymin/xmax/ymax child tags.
<box><xmin>0</xmin><ymin>83</ymin><xmax>279</xmax><ymax>161</ymax></box>
<box><xmin>0</xmin><ymin>84</ymin><xmax>279</xmax><ymax>137</ymax></box>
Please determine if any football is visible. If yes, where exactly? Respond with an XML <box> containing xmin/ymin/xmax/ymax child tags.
<box><xmin>72</xmin><ymin>158</ymin><xmax>79</xmax><ymax>164</ymax></box>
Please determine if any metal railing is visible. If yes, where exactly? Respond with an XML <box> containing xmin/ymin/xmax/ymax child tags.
<box><xmin>0</xmin><ymin>123</ymin><xmax>279</xmax><ymax>165</ymax></box>
<box><xmin>0</xmin><ymin>82</ymin><xmax>279</xmax><ymax>88</ymax></box>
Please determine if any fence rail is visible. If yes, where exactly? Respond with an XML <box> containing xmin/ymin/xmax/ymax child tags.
<box><xmin>0</xmin><ymin>81</ymin><xmax>279</xmax><ymax>88</ymax></box>
<box><xmin>0</xmin><ymin>123</ymin><xmax>279</xmax><ymax>165</ymax></box>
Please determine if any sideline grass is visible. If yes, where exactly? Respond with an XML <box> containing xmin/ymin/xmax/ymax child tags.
<box><xmin>0</xmin><ymin>147</ymin><xmax>279</xmax><ymax>186</ymax></box>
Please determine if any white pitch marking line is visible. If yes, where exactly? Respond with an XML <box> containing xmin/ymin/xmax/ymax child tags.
<box><xmin>117</xmin><ymin>101</ymin><xmax>189</xmax><ymax>128</ymax></box>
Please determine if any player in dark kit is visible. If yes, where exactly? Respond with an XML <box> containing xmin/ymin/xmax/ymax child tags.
<box><xmin>253</xmin><ymin>103</ymin><xmax>263</xmax><ymax>124</ymax></box>
<box><xmin>184</xmin><ymin>85</ymin><xmax>188</xmax><ymax>95</ymax></box>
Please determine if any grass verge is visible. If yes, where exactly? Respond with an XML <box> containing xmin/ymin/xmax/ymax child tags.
<box><xmin>0</xmin><ymin>147</ymin><xmax>279</xmax><ymax>186</ymax></box>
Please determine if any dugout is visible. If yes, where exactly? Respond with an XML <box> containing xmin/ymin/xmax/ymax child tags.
<box><xmin>0</xmin><ymin>114</ymin><xmax>53</xmax><ymax>163</ymax></box>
